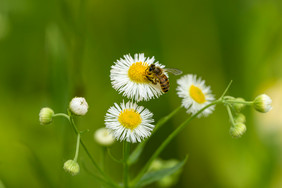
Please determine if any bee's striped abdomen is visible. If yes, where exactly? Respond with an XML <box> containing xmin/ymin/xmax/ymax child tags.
<box><xmin>159</xmin><ymin>75</ymin><xmax>170</xmax><ymax>93</ymax></box>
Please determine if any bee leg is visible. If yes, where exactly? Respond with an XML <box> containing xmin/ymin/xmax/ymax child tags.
<box><xmin>152</xmin><ymin>78</ymin><xmax>159</xmax><ymax>85</ymax></box>
<box><xmin>146</xmin><ymin>76</ymin><xmax>157</xmax><ymax>85</ymax></box>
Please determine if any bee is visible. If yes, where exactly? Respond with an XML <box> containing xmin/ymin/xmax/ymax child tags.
<box><xmin>145</xmin><ymin>64</ymin><xmax>182</xmax><ymax>93</ymax></box>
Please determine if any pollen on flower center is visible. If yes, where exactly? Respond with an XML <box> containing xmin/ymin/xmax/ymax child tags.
<box><xmin>118</xmin><ymin>109</ymin><xmax>142</xmax><ymax>130</ymax></box>
<box><xmin>189</xmin><ymin>85</ymin><xmax>206</xmax><ymax>104</ymax></box>
<box><xmin>128</xmin><ymin>62</ymin><xmax>150</xmax><ymax>83</ymax></box>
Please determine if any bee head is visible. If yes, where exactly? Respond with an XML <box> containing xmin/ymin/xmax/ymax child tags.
<box><xmin>149</xmin><ymin>64</ymin><xmax>155</xmax><ymax>72</ymax></box>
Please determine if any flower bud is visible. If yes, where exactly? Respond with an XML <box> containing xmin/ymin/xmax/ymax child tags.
<box><xmin>149</xmin><ymin>158</ymin><xmax>163</xmax><ymax>171</ymax></box>
<box><xmin>253</xmin><ymin>94</ymin><xmax>272</xmax><ymax>113</ymax></box>
<box><xmin>63</xmin><ymin>160</ymin><xmax>80</xmax><ymax>176</ymax></box>
<box><xmin>234</xmin><ymin>113</ymin><xmax>246</xmax><ymax>124</ymax></box>
<box><xmin>230</xmin><ymin>123</ymin><xmax>246</xmax><ymax>138</ymax></box>
<box><xmin>69</xmin><ymin>97</ymin><xmax>88</xmax><ymax>116</ymax></box>
<box><xmin>39</xmin><ymin>107</ymin><xmax>54</xmax><ymax>125</ymax></box>
<box><xmin>158</xmin><ymin>176</ymin><xmax>175</xmax><ymax>187</ymax></box>
<box><xmin>94</xmin><ymin>128</ymin><xmax>115</xmax><ymax>146</ymax></box>
<box><xmin>233</xmin><ymin>98</ymin><xmax>246</xmax><ymax>112</ymax></box>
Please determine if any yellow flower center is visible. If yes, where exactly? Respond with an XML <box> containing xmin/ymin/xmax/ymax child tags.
<box><xmin>118</xmin><ymin>109</ymin><xmax>142</xmax><ymax>130</ymax></box>
<box><xmin>128</xmin><ymin>62</ymin><xmax>150</xmax><ymax>83</ymax></box>
<box><xmin>189</xmin><ymin>85</ymin><xmax>206</xmax><ymax>104</ymax></box>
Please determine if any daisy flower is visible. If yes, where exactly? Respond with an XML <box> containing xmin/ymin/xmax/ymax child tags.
<box><xmin>176</xmin><ymin>74</ymin><xmax>215</xmax><ymax>117</ymax></box>
<box><xmin>110</xmin><ymin>53</ymin><xmax>167</xmax><ymax>101</ymax></box>
<box><xmin>105</xmin><ymin>101</ymin><xmax>154</xmax><ymax>143</ymax></box>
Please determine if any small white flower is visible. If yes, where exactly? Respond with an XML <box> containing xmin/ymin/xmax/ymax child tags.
<box><xmin>176</xmin><ymin>74</ymin><xmax>215</xmax><ymax>117</ymax></box>
<box><xmin>110</xmin><ymin>53</ymin><xmax>166</xmax><ymax>101</ymax></box>
<box><xmin>94</xmin><ymin>128</ymin><xmax>115</xmax><ymax>146</ymax></box>
<box><xmin>63</xmin><ymin>160</ymin><xmax>80</xmax><ymax>176</ymax></box>
<box><xmin>105</xmin><ymin>101</ymin><xmax>154</xmax><ymax>143</ymax></box>
<box><xmin>253</xmin><ymin>94</ymin><xmax>272</xmax><ymax>113</ymax></box>
<box><xmin>39</xmin><ymin>107</ymin><xmax>54</xmax><ymax>125</ymax></box>
<box><xmin>69</xmin><ymin>97</ymin><xmax>88</xmax><ymax>116</ymax></box>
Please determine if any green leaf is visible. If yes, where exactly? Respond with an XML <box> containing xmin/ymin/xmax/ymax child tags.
<box><xmin>134</xmin><ymin>155</ymin><xmax>188</xmax><ymax>187</ymax></box>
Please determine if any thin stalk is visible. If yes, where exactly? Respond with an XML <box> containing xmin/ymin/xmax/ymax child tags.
<box><xmin>153</xmin><ymin>105</ymin><xmax>182</xmax><ymax>134</ymax></box>
<box><xmin>107</xmin><ymin>148</ymin><xmax>123</xmax><ymax>164</ymax></box>
<box><xmin>69</xmin><ymin>115</ymin><xmax>120</xmax><ymax>188</ymax></box>
<box><xmin>224</xmin><ymin>100</ymin><xmax>254</xmax><ymax>105</ymax></box>
<box><xmin>74</xmin><ymin>134</ymin><xmax>80</xmax><ymax>161</ymax></box>
<box><xmin>54</xmin><ymin>112</ymin><xmax>120</xmax><ymax>188</ymax></box>
<box><xmin>123</xmin><ymin>142</ymin><xmax>130</xmax><ymax>188</ymax></box>
<box><xmin>69</xmin><ymin>116</ymin><xmax>105</xmax><ymax>175</ymax></box>
<box><xmin>131</xmin><ymin>100</ymin><xmax>221</xmax><ymax>186</ymax></box>
<box><xmin>219</xmin><ymin>80</ymin><xmax>233</xmax><ymax>99</ymax></box>
<box><xmin>226</xmin><ymin>105</ymin><xmax>235</xmax><ymax>126</ymax></box>
<box><xmin>53</xmin><ymin>113</ymin><xmax>70</xmax><ymax>120</ymax></box>
<box><xmin>128</xmin><ymin>106</ymin><xmax>182</xmax><ymax>165</ymax></box>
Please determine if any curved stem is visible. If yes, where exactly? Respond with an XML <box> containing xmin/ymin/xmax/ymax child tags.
<box><xmin>131</xmin><ymin>100</ymin><xmax>221</xmax><ymax>186</ymax></box>
<box><xmin>107</xmin><ymin>148</ymin><xmax>123</xmax><ymax>164</ymax></box>
<box><xmin>53</xmin><ymin>113</ymin><xmax>70</xmax><ymax>120</ymax></box>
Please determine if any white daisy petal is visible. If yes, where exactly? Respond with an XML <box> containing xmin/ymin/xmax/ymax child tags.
<box><xmin>110</xmin><ymin>53</ymin><xmax>165</xmax><ymax>101</ymax></box>
<box><xmin>176</xmin><ymin>74</ymin><xmax>215</xmax><ymax>117</ymax></box>
<box><xmin>105</xmin><ymin>101</ymin><xmax>155</xmax><ymax>143</ymax></box>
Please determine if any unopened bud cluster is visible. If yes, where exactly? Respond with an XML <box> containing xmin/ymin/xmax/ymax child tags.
<box><xmin>224</xmin><ymin>94</ymin><xmax>272</xmax><ymax>138</ymax></box>
<box><xmin>225</xmin><ymin>97</ymin><xmax>247</xmax><ymax>138</ymax></box>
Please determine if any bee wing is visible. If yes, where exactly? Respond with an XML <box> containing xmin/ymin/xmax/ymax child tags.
<box><xmin>165</xmin><ymin>68</ymin><xmax>183</xmax><ymax>75</ymax></box>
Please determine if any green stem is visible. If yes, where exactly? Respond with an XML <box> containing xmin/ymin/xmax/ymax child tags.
<box><xmin>70</xmin><ymin>117</ymin><xmax>120</xmax><ymax>188</ymax></box>
<box><xmin>57</xmin><ymin>112</ymin><xmax>120</xmax><ymax>188</ymax></box>
<box><xmin>224</xmin><ymin>100</ymin><xmax>254</xmax><ymax>105</ymax></box>
<box><xmin>53</xmin><ymin>113</ymin><xmax>70</xmax><ymax>120</ymax></box>
<box><xmin>69</xmin><ymin>117</ymin><xmax>115</xmax><ymax>182</ymax></box>
<box><xmin>128</xmin><ymin>106</ymin><xmax>182</xmax><ymax>165</ymax></box>
<box><xmin>131</xmin><ymin>100</ymin><xmax>221</xmax><ymax>186</ymax></box>
<box><xmin>153</xmin><ymin>105</ymin><xmax>182</xmax><ymax>134</ymax></box>
<box><xmin>74</xmin><ymin>134</ymin><xmax>80</xmax><ymax>162</ymax></box>
<box><xmin>226</xmin><ymin>105</ymin><xmax>235</xmax><ymax>126</ymax></box>
<box><xmin>107</xmin><ymin>148</ymin><xmax>123</xmax><ymax>164</ymax></box>
<box><xmin>219</xmin><ymin>80</ymin><xmax>233</xmax><ymax>99</ymax></box>
<box><xmin>69</xmin><ymin>116</ymin><xmax>104</xmax><ymax>174</ymax></box>
<box><xmin>123</xmin><ymin>141</ymin><xmax>130</xmax><ymax>188</ymax></box>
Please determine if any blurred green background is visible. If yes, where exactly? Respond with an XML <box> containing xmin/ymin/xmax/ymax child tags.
<box><xmin>0</xmin><ymin>0</ymin><xmax>282</xmax><ymax>187</ymax></box>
